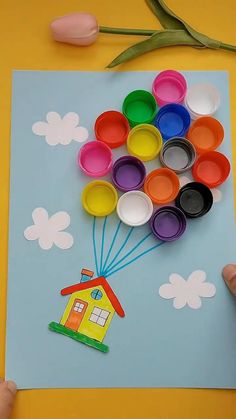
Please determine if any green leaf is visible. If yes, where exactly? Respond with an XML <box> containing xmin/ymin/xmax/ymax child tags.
<box><xmin>145</xmin><ymin>0</ymin><xmax>204</xmax><ymax>49</ymax></box>
<box><xmin>155</xmin><ymin>0</ymin><xmax>220</xmax><ymax>48</ymax></box>
<box><xmin>145</xmin><ymin>0</ymin><xmax>185</xmax><ymax>30</ymax></box>
<box><xmin>107</xmin><ymin>29</ymin><xmax>203</xmax><ymax>68</ymax></box>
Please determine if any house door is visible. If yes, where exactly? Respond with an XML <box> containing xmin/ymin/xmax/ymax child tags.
<box><xmin>65</xmin><ymin>299</ymin><xmax>88</xmax><ymax>331</ymax></box>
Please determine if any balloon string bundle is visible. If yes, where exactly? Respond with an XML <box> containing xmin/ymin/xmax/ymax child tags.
<box><xmin>93</xmin><ymin>216</ymin><xmax>164</xmax><ymax>278</ymax></box>
<box><xmin>51</xmin><ymin>0</ymin><xmax>236</xmax><ymax>67</ymax></box>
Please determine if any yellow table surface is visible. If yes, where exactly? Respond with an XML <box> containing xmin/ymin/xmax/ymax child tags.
<box><xmin>1</xmin><ymin>0</ymin><xmax>236</xmax><ymax>417</ymax></box>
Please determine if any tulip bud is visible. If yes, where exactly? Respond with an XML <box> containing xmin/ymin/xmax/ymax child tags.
<box><xmin>50</xmin><ymin>13</ymin><xmax>99</xmax><ymax>46</ymax></box>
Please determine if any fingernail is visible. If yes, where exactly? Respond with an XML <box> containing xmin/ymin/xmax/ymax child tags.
<box><xmin>222</xmin><ymin>264</ymin><xmax>236</xmax><ymax>282</ymax></box>
<box><xmin>6</xmin><ymin>381</ymin><xmax>17</xmax><ymax>395</ymax></box>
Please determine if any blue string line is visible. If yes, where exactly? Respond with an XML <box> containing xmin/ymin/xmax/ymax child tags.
<box><xmin>104</xmin><ymin>227</ymin><xmax>134</xmax><ymax>273</ymax></box>
<box><xmin>101</xmin><ymin>220</ymin><xmax>122</xmax><ymax>273</ymax></box>
<box><xmin>105</xmin><ymin>241</ymin><xmax>164</xmax><ymax>278</ymax></box>
<box><xmin>104</xmin><ymin>232</ymin><xmax>152</xmax><ymax>276</ymax></box>
<box><xmin>99</xmin><ymin>216</ymin><xmax>107</xmax><ymax>275</ymax></box>
<box><xmin>92</xmin><ymin>216</ymin><xmax>99</xmax><ymax>276</ymax></box>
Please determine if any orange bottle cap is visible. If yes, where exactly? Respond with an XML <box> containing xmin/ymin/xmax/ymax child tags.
<box><xmin>187</xmin><ymin>116</ymin><xmax>224</xmax><ymax>154</ymax></box>
<box><xmin>144</xmin><ymin>168</ymin><xmax>180</xmax><ymax>204</ymax></box>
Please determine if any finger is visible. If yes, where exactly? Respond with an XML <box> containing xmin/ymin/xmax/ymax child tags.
<box><xmin>0</xmin><ymin>381</ymin><xmax>17</xmax><ymax>419</ymax></box>
<box><xmin>222</xmin><ymin>264</ymin><xmax>236</xmax><ymax>296</ymax></box>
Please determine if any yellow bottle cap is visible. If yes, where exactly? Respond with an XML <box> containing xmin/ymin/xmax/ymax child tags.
<box><xmin>82</xmin><ymin>180</ymin><xmax>118</xmax><ymax>216</ymax></box>
<box><xmin>127</xmin><ymin>124</ymin><xmax>162</xmax><ymax>161</ymax></box>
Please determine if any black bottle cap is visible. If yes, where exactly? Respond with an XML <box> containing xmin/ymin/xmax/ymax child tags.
<box><xmin>175</xmin><ymin>182</ymin><xmax>213</xmax><ymax>218</ymax></box>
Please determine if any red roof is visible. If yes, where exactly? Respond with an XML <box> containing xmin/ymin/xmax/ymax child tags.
<box><xmin>60</xmin><ymin>276</ymin><xmax>125</xmax><ymax>318</ymax></box>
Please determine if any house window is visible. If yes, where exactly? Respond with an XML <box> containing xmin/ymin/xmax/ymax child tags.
<box><xmin>91</xmin><ymin>289</ymin><xmax>103</xmax><ymax>300</ymax></box>
<box><xmin>73</xmin><ymin>302</ymin><xmax>84</xmax><ymax>312</ymax></box>
<box><xmin>89</xmin><ymin>307</ymin><xmax>110</xmax><ymax>327</ymax></box>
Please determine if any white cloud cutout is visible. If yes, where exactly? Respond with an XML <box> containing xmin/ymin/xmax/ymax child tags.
<box><xmin>32</xmin><ymin>111</ymin><xmax>88</xmax><ymax>146</ymax></box>
<box><xmin>179</xmin><ymin>175</ymin><xmax>222</xmax><ymax>203</ymax></box>
<box><xmin>24</xmin><ymin>207</ymin><xmax>74</xmax><ymax>250</ymax></box>
<box><xmin>159</xmin><ymin>270</ymin><xmax>216</xmax><ymax>309</ymax></box>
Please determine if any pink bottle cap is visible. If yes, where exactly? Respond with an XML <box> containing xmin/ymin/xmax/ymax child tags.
<box><xmin>78</xmin><ymin>141</ymin><xmax>113</xmax><ymax>177</ymax></box>
<box><xmin>152</xmin><ymin>70</ymin><xmax>187</xmax><ymax>106</ymax></box>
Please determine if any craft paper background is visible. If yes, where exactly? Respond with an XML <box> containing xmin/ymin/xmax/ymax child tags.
<box><xmin>6</xmin><ymin>70</ymin><xmax>236</xmax><ymax>389</ymax></box>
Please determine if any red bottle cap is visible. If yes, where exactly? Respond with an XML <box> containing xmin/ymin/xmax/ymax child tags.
<box><xmin>94</xmin><ymin>110</ymin><xmax>129</xmax><ymax>149</ymax></box>
<box><xmin>192</xmin><ymin>151</ymin><xmax>230</xmax><ymax>188</ymax></box>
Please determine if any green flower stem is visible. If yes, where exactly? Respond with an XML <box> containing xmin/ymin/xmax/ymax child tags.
<box><xmin>220</xmin><ymin>42</ymin><xmax>236</xmax><ymax>52</ymax></box>
<box><xmin>99</xmin><ymin>25</ymin><xmax>236</xmax><ymax>53</ymax></box>
<box><xmin>99</xmin><ymin>26</ymin><xmax>155</xmax><ymax>36</ymax></box>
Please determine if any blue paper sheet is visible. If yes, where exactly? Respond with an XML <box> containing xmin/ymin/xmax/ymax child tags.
<box><xmin>6</xmin><ymin>70</ymin><xmax>236</xmax><ymax>389</ymax></box>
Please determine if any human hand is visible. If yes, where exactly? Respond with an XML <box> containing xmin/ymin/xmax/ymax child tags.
<box><xmin>0</xmin><ymin>380</ymin><xmax>17</xmax><ymax>419</ymax></box>
<box><xmin>222</xmin><ymin>264</ymin><xmax>236</xmax><ymax>296</ymax></box>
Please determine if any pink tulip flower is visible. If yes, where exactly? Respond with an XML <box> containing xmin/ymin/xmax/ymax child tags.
<box><xmin>50</xmin><ymin>13</ymin><xmax>99</xmax><ymax>46</ymax></box>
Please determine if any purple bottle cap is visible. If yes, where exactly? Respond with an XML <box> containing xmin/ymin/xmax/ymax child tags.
<box><xmin>150</xmin><ymin>206</ymin><xmax>187</xmax><ymax>242</ymax></box>
<box><xmin>112</xmin><ymin>155</ymin><xmax>146</xmax><ymax>192</ymax></box>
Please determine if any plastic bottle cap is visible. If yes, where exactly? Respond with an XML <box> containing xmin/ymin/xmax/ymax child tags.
<box><xmin>150</xmin><ymin>206</ymin><xmax>186</xmax><ymax>242</ymax></box>
<box><xmin>117</xmin><ymin>191</ymin><xmax>153</xmax><ymax>227</ymax></box>
<box><xmin>185</xmin><ymin>83</ymin><xmax>220</xmax><ymax>118</ymax></box>
<box><xmin>159</xmin><ymin>137</ymin><xmax>196</xmax><ymax>173</ymax></box>
<box><xmin>122</xmin><ymin>90</ymin><xmax>158</xmax><ymax>127</ymax></box>
<box><xmin>175</xmin><ymin>182</ymin><xmax>213</xmax><ymax>218</ymax></box>
<box><xmin>112</xmin><ymin>156</ymin><xmax>146</xmax><ymax>192</ymax></box>
<box><xmin>127</xmin><ymin>124</ymin><xmax>163</xmax><ymax>161</ymax></box>
<box><xmin>78</xmin><ymin>141</ymin><xmax>112</xmax><ymax>177</ymax></box>
<box><xmin>94</xmin><ymin>110</ymin><xmax>130</xmax><ymax>149</ymax></box>
<box><xmin>154</xmin><ymin>104</ymin><xmax>191</xmax><ymax>141</ymax></box>
<box><xmin>187</xmin><ymin>116</ymin><xmax>224</xmax><ymax>154</ymax></box>
<box><xmin>184</xmin><ymin>101</ymin><xmax>200</xmax><ymax>120</ymax></box>
<box><xmin>144</xmin><ymin>168</ymin><xmax>180</xmax><ymax>204</ymax></box>
<box><xmin>82</xmin><ymin>180</ymin><xmax>118</xmax><ymax>216</ymax></box>
<box><xmin>192</xmin><ymin>151</ymin><xmax>230</xmax><ymax>188</ymax></box>
<box><xmin>152</xmin><ymin>70</ymin><xmax>187</xmax><ymax>106</ymax></box>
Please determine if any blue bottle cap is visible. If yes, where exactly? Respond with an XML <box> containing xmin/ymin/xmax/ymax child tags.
<box><xmin>154</xmin><ymin>104</ymin><xmax>191</xmax><ymax>141</ymax></box>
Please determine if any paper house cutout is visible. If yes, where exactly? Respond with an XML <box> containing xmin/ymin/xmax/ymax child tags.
<box><xmin>49</xmin><ymin>273</ymin><xmax>125</xmax><ymax>353</ymax></box>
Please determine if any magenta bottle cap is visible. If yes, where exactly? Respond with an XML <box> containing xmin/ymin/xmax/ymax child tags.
<box><xmin>112</xmin><ymin>156</ymin><xmax>146</xmax><ymax>192</ymax></box>
<box><xmin>152</xmin><ymin>70</ymin><xmax>187</xmax><ymax>106</ymax></box>
<box><xmin>78</xmin><ymin>141</ymin><xmax>112</xmax><ymax>177</ymax></box>
<box><xmin>150</xmin><ymin>206</ymin><xmax>187</xmax><ymax>242</ymax></box>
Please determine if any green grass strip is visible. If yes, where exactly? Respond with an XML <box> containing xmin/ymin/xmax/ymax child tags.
<box><xmin>48</xmin><ymin>322</ymin><xmax>109</xmax><ymax>353</ymax></box>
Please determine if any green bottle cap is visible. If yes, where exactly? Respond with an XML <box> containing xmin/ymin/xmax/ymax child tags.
<box><xmin>122</xmin><ymin>89</ymin><xmax>158</xmax><ymax>127</ymax></box>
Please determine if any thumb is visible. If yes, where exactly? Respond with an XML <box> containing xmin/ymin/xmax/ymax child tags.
<box><xmin>222</xmin><ymin>264</ymin><xmax>236</xmax><ymax>296</ymax></box>
<box><xmin>0</xmin><ymin>380</ymin><xmax>17</xmax><ymax>419</ymax></box>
